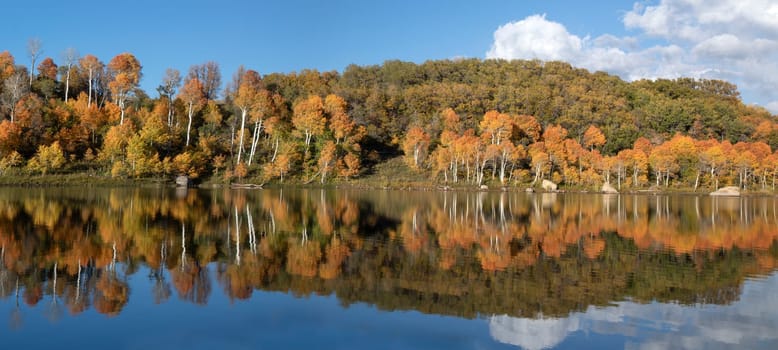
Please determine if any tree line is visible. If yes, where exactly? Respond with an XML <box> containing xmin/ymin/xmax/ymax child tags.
<box><xmin>1</xmin><ymin>42</ymin><xmax>777</xmax><ymax>188</ymax></box>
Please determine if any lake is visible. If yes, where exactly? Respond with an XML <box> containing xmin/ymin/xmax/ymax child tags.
<box><xmin>0</xmin><ymin>187</ymin><xmax>777</xmax><ymax>349</ymax></box>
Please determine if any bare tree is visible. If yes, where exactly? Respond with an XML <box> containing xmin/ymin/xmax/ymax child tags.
<box><xmin>158</xmin><ymin>68</ymin><xmax>181</xmax><ymax>127</ymax></box>
<box><xmin>1</xmin><ymin>69</ymin><xmax>28</xmax><ymax>122</ymax></box>
<box><xmin>61</xmin><ymin>47</ymin><xmax>78</xmax><ymax>102</ymax></box>
<box><xmin>27</xmin><ymin>38</ymin><xmax>42</xmax><ymax>88</ymax></box>
<box><xmin>187</xmin><ymin>61</ymin><xmax>221</xmax><ymax>101</ymax></box>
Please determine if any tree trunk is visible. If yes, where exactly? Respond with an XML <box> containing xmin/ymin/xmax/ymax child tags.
<box><xmin>236</xmin><ymin>108</ymin><xmax>247</xmax><ymax>164</ymax></box>
<box><xmin>234</xmin><ymin>206</ymin><xmax>240</xmax><ymax>265</ymax></box>
<box><xmin>64</xmin><ymin>67</ymin><xmax>71</xmax><ymax>102</ymax></box>
<box><xmin>451</xmin><ymin>158</ymin><xmax>459</xmax><ymax>183</ymax></box>
<box><xmin>711</xmin><ymin>168</ymin><xmax>717</xmax><ymax>190</ymax></box>
<box><xmin>271</xmin><ymin>136</ymin><xmax>279</xmax><ymax>163</ymax></box>
<box><xmin>167</xmin><ymin>95</ymin><xmax>174</xmax><ymax>127</ymax></box>
<box><xmin>118</xmin><ymin>92</ymin><xmax>126</xmax><ymax>125</ymax></box>
<box><xmin>185</xmin><ymin>102</ymin><xmax>194</xmax><ymax>147</ymax></box>
<box><xmin>248</xmin><ymin>119</ymin><xmax>263</xmax><ymax>166</ymax></box>
<box><xmin>499</xmin><ymin>154</ymin><xmax>507</xmax><ymax>185</ymax></box>
<box><xmin>304</xmin><ymin>131</ymin><xmax>312</xmax><ymax>155</ymax></box>
<box><xmin>87</xmin><ymin>70</ymin><xmax>93</xmax><ymax>107</ymax></box>
<box><xmin>180</xmin><ymin>223</ymin><xmax>186</xmax><ymax>269</ymax></box>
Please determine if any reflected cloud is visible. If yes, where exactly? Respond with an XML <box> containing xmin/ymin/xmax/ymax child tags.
<box><xmin>490</xmin><ymin>274</ymin><xmax>778</xmax><ymax>349</ymax></box>
<box><xmin>490</xmin><ymin>315</ymin><xmax>579</xmax><ymax>350</ymax></box>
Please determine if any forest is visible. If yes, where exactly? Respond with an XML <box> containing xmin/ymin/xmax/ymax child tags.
<box><xmin>1</xmin><ymin>46</ymin><xmax>778</xmax><ymax>190</ymax></box>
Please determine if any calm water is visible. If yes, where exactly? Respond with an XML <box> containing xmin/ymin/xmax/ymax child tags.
<box><xmin>0</xmin><ymin>187</ymin><xmax>777</xmax><ymax>349</ymax></box>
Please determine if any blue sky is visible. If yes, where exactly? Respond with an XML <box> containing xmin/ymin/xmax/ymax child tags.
<box><xmin>2</xmin><ymin>0</ymin><xmax>777</xmax><ymax>112</ymax></box>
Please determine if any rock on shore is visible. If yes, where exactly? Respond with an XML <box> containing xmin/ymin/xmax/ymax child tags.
<box><xmin>710</xmin><ymin>186</ymin><xmax>740</xmax><ymax>196</ymax></box>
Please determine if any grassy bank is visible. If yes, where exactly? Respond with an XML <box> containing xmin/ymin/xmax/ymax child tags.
<box><xmin>0</xmin><ymin>173</ymin><xmax>170</xmax><ymax>187</ymax></box>
<box><xmin>2</xmin><ymin>159</ymin><xmax>775</xmax><ymax>195</ymax></box>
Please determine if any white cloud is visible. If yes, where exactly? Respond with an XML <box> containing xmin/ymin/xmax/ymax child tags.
<box><xmin>487</xmin><ymin>0</ymin><xmax>778</xmax><ymax>114</ymax></box>
<box><xmin>486</xmin><ymin>14</ymin><xmax>582</xmax><ymax>62</ymax></box>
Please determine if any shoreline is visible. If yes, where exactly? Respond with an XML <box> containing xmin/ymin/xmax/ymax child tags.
<box><xmin>1</xmin><ymin>172</ymin><xmax>775</xmax><ymax>196</ymax></box>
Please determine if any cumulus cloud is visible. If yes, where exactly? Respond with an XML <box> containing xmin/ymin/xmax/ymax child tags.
<box><xmin>487</xmin><ymin>14</ymin><xmax>582</xmax><ymax>61</ymax></box>
<box><xmin>487</xmin><ymin>0</ymin><xmax>778</xmax><ymax>113</ymax></box>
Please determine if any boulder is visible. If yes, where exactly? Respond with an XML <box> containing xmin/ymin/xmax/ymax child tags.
<box><xmin>710</xmin><ymin>186</ymin><xmax>740</xmax><ymax>196</ymax></box>
<box><xmin>175</xmin><ymin>175</ymin><xmax>191</xmax><ymax>187</ymax></box>
<box><xmin>541</xmin><ymin>179</ymin><xmax>558</xmax><ymax>192</ymax></box>
<box><xmin>479</xmin><ymin>185</ymin><xmax>489</xmax><ymax>191</ymax></box>
<box><xmin>525</xmin><ymin>187</ymin><xmax>534</xmax><ymax>193</ymax></box>
<box><xmin>601</xmin><ymin>182</ymin><xmax>618</xmax><ymax>194</ymax></box>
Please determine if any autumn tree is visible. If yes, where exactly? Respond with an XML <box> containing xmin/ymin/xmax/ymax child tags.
<box><xmin>318</xmin><ymin>141</ymin><xmax>337</xmax><ymax>183</ymax></box>
<box><xmin>247</xmin><ymin>89</ymin><xmax>279</xmax><ymax>166</ymax></box>
<box><xmin>430</xmin><ymin>108</ymin><xmax>462</xmax><ymax>182</ymax></box>
<box><xmin>37</xmin><ymin>57</ymin><xmax>58</xmax><ymax>80</ymax></box>
<box><xmin>542</xmin><ymin>125</ymin><xmax>569</xmax><ymax>182</ymax></box>
<box><xmin>617</xmin><ymin>148</ymin><xmax>648</xmax><ymax>188</ymax></box>
<box><xmin>339</xmin><ymin>152</ymin><xmax>361</xmax><ymax>178</ymax></box>
<box><xmin>480</xmin><ymin>110</ymin><xmax>512</xmax><ymax>145</ymax></box>
<box><xmin>402</xmin><ymin>126</ymin><xmax>431</xmax><ymax>170</ymax></box>
<box><xmin>697</xmin><ymin>140</ymin><xmax>726</xmax><ymax>190</ymax></box>
<box><xmin>324</xmin><ymin>94</ymin><xmax>354</xmax><ymax>145</ymax></box>
<box><xmin>582</xmin><ymin>125</ymin><xmax>606</xmax><ymax>151</ymax></box>
<box><xmin>99</xmin><ymin>121</ymin><xmax>135</xmax><ymax>172</ymax></box>
<box><xmin>27</xmin><ymin>141</ymin><xmax>66</xmax><ymax>175</ymax></box>
<box><xmin>494</xmin><ymin>141</ymin><xmax>522</xmax><ymax>184</ymax></box>
<box><xmin>292</xmin><ymin>95</ymin><xmax>327</xmax><ymax>156</ymax></box>
<box><xmin>0</xmin><ymin>51</ymin><xmax>14</xmax><ymax>82</ymax></box>
<box><xmin>263</xmin><ymin>141</ymin><xmax>297</xmax><ymax>182</ymax></box>
<box><xmin>232</xmin><ymin>69</ymin><xmax>262</xmax><ymax>165</ymax></box>
<box><xmin>0</xmin><ymin>120</ymin><xmax>22</xmax><ymax>156</ymax></box>
<box><xmin>514</xmin><ymin>114</ymin><xmax>541</xmax><ymax>145</ymax></box>
<box><xmin>649</xmin><ymin>142</ymin><xmax>678</xmax><ymax>187</ymax></box>
<box><xmin>72</xmin><ymin>92</ymin><xmax>106</xmax><ymax>145</ymax></box>
<box><xmin>79</xmin><ymin>54</ymin><xmax>103</xmax><ymax>107</ymax></box>
<box><xmin>34</xmin><ymin>57</ymin><xmax>58</xmax><ymax>99</ymax></box>
<box><xmin>178</xmin><ymin>77</ymin><xmax>205</xmax><ymax>147</ymax></box>
<box><xmin>107</xmin><ymin>53</ymin><xmax>142</xmax><ymax>125</ymax></box>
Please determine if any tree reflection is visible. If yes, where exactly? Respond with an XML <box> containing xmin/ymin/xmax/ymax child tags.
<box><xmin>0</xmin><ymin>187</ymin><xmax>776</xmax><ymax>323</ymax></box>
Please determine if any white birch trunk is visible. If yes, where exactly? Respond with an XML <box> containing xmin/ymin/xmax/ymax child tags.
<box><xmin>248</xmin><ymin>119</ymin><xmax>263</xmax><ymax>166</ymax></box>
<box><xmin>237</xmin><ymin>108</ymin><xmax>247</xmax><ymax>164</ymax></box>
<box><xmin>185</xmin><ymin>101</ymin><xmax>194</xmax><ymax>147</ymax></box>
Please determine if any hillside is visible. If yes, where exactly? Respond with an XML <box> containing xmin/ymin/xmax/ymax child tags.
<box><xmin>0</xmin><ymin>52</ymin><xmax>776</xmax><ymax>189</ymax></box>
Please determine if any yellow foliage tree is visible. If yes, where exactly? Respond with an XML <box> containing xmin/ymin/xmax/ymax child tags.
<box><xmin>27</xmin><ymin>141</ymin><xmax>66</xmax><ymax>175</ymax></box>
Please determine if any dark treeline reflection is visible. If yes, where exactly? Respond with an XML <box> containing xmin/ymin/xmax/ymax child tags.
<box><xmin>1</xmin><ymin>187</ymin><xmax>777</xmax><ymax>322</ymax></box>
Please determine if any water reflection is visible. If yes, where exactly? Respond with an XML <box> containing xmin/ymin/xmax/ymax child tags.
<box><xmin>490</xmin><ymin>273</ymin><xmax>778</xmax><ymax>349</ymax></box>
<box><xmin>0</xmin><ymin>187</ymin><xmax>777</xmax><ymax>346</ymax></box>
